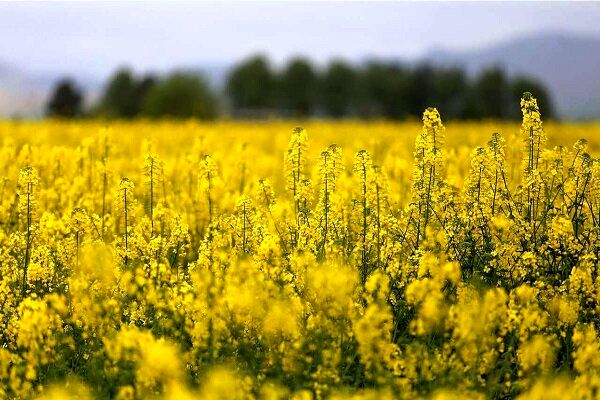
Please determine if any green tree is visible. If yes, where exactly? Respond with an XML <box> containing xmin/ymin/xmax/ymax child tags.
<box><xmin>469</xmin><ymin>67</ymin><xmax>510</xmax><ymax>119</ymax></box>
<box><xmin>359</xmin><ymin>62</ymin><xmax>410</xmax><ymax>119</ymax></box>
<box><xmin>99</xmin><ymin>68</ymin><xmax>139</xmax><ymax>118</ymax></box>
<box><xmin>433</xmin><ymin>68</ymin><xmax>468</xmax><ymax>119</ymax></box>
<box><xmin>98</xmin><ymin>68</ymin><xmax>157</xmax><ymax>118</ymax></box>
<box><xmin>407</xmin><ymin>64</ymin><xmax>436</xmax><ymax>117</ymax></box>
<box><xmin>136</xmin><ymin>75</ymin><xmax>157</xmax><ymax>106</ymax></box>
<box><xmin>142</xmin><ymin>73</ymin><xmax>217</xmax><ymax>119</ymax></box>
<box><xmin>319</xmin><ymin>60</ymin><xmax>358</xmax><ymax>117</ymax></box>
<box><xmin>46</xmin><ymin>79</ymin><xmax>83</xmax><ymax>118</ymax></box>
<box><xmin>226</xmin><ymin>55</ymin><xmax>275</xmax><ymax>112</ymax></box>
<box><xmin>278</xmin><ymin>57</ymin><xmax>317</xmax><ymax>117</ymax></box>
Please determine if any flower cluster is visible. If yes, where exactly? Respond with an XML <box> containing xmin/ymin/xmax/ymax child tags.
<box><xmin>0</xmin><ymin>94</ymin><xmax>598</xmax><ymax>399</ymax></box>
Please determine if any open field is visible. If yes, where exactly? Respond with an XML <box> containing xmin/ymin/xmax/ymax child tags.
<box><xmin>1</xmin><ymin>118</ymin><xmax>599</xmax><ymax>190</ymax></box>
<box><xmin>1</xmin><ymin>96</ymin><xmax>600</xmax><ymax>399</ymax></box>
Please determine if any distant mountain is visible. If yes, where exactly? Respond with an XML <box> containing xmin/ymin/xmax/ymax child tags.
<box><xmin>0</xmin><ymin>62</ymin><xmax>224</xmax><ymax>118</ymax></box>
<box><xmin>0</xmin><ymin>62</ymin><xmax>104</xmax><ymax>118</ymax></box>
<box><xmin>1</xmin><ymin>32</ymin><xmax>599</xmax><ymax>119</ymax></box>
<box><xmin>423</xmin><ymin>32</ymin><xmax>600</xmax><ymax>119</ymax></box>
<box><xmin>0</xmin><ymin>62</ymin><xmax>48</xmax><ymax>117</ymax></box>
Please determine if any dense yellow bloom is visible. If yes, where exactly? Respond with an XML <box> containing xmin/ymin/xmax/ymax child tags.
<box><xmin>0</xmin><ymin>93</ymin><xmax>599</xmax><ymax>399</ymax></box>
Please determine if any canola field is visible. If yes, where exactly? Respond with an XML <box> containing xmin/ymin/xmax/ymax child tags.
<box><xmin>1</xmin><ymin>94</ymin><xmax>600</xmax><ymax>399</ymax></box>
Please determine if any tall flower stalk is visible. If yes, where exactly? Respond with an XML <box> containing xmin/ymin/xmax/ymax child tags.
<box><xmin>144</xmin><ymin>153</ymin><xmax>163</xmax><ymax>237</ymax></box>
<box><xmin>520</xmin><ymin>92</ymin><xmax>546</xmax><ymax>224</ymax></box>
<box><xmin>17</xmin><ymin>166</ymin><xmax>39</xmax><ymax>295</ymax></box>
<box><xmin>411</xmin><ymin>107</ymin><xmax>446</xmax><ymax>249</ymax></box>
<box><xmin>117</xmin><ymin>177</ymin><xmax>136</xmax><ymax>266</ymax></box>
<box><xmin>199</xmin><ymin>155</ymin><xmax>218</xmax><ymax>231</ymax></box>
<box><xmin>354</xmin><ymin>149</ymin><xmax>372</xmax><ymax>283</ymax></box>
<box><xmin>285</xmin><ymin>127</ymin><xmax>308</xmax><ymax>247</ymax></box>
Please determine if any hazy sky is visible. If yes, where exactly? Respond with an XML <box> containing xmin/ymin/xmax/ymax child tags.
<box><xmin>2</xmin><ymin>1</ymin><xmax>600</xmax><ymax>76</ymax></box>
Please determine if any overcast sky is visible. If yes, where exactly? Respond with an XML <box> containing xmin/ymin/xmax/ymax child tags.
<box><xmin>1</xmin><ymin>1</ymin><xmax>600</xmax><ymax>76</ymax></box>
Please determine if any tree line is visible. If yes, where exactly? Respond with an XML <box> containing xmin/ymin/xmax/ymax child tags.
<box><xmin>47</xmin><ymin>55</ymin><xmax>555</xmax><ymax>120</ymax></box>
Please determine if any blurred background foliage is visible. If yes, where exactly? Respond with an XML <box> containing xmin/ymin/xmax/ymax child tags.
<box><xmin>47</xmin><ymin>54</ymin><xmax>554</xmax><ymax>121</ymax></box>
